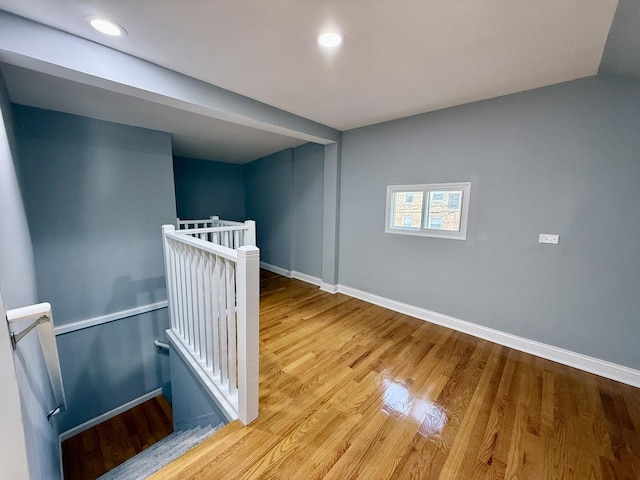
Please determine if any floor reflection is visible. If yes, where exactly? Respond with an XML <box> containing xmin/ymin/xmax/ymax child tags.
<box><xmin>381</xmin><ymin>378</ymin><xmax>448</xmax><ymax>440</ymax></box>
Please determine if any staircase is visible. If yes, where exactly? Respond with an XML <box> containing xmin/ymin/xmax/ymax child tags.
<box><xmin>97</xmin><ymin>423</ymin><xmax>224</xmax><ymax>480</ymax></box>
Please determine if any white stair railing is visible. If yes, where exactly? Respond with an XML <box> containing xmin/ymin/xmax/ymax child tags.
<box><xmin>177</xmin><ymin>217</ymin><xmax>256</xmax><ymax>249</ymax></box>
<box><xmin>177</xmin><ymin>216</ymin><xmax>248</xmax><ymax>230</ymax></box>
<box><xmin>162</xmin><ymin>224</ymin><xmax>259</xmax><ymax>425</ymax></box>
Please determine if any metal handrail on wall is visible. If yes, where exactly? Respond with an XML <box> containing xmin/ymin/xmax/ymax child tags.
<box><xmin>6</xmin><ymin>303</ymin><xmax>67</xmax><ymax>420</ymax></box>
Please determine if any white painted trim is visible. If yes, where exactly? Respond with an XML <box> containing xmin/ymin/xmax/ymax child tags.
<box><xmin>54</xmin><ymin>301</ymin><xmax>168</xmax><ymax>336</ymax></box>
<box><xmin>261</xmin><ymin>263</ymin><xmax>323</xmax><ymax>288</ymax></box>
<box><xmin>291</xmin><ymin>271</ymin><xmax>322</xmax><ymax>287</ymax></box>
<box><xmin>58</xmin><ymin>388</ymin><xmax>162</xmax><ymax>441</ymax></box>
<box><xmin>320</xmin><ymin>282</ymin><xmax>339</xmax><ymax>294</ymax></box>
<box><xmin>260</xmin><ymin>262</ymin><xmax>291</xmax><ymax>278</ymax></box>
<box><xmin>337</xmin><ymin>284</ymin><xmax>640</xmax><ymax>388</ymax></box>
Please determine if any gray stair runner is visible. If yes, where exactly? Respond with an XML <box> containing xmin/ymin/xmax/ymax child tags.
<box><xmin>97</xmin><ymin>423</ymin><xmax>224</xmax><ymax>480</ymax></box>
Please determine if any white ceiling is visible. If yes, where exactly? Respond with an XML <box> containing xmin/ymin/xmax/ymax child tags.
<box><xmin>0</xmin><ymin>0</ymin><xmax>619</xmax><ymax>163</ymax></box>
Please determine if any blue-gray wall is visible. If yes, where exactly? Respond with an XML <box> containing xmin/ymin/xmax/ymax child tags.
<box><xmin>173</xmin><ymin>156</ymin><xmax>246</xmax><ymax>221</ymax></box>
<box><xmin>245</xmin><ymin>143</ymin><xmax>324</xmax><ymax>278</ymax></box>
<box><xmin>169</xmin><ymin>341</ymin><xmax>226</xmax><ymax>431</ymax></box>
<box><xmin>14</xmin><ymin>105</ymin><xmax>177</xmax><ymax>432</ymax></box>
<box><xmin>339</xmin><ymin>76</ymin><xmax>640</xmax><ymax>370</ymax></box>
<box><xmin>599</xmin><ymin>0</ymin><xmax>640</xmax><ymax>78</ymax></box>
<box><xmin>55</xmin><ymin>309</ymin><xmax>170</xmax><ymax>433</ymax></box>
<box><xmin>245</xmin><ymin>149</ymin><xmax>294</xmax><ymax>270</ymax></box>
<box><xmin>0</xmin><ymin>72</ymin><xmax>61</xmax><ymax>480</ymax></box>
<box><xmin>292</xmin><ymin>143</ymin><xmax>324</xmax><ymax>279</ymax></box>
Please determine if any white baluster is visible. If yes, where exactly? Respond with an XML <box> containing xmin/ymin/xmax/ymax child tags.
<box><xmin>219</xmin><ymin>258</ymin><xmax>228</xmax><ymax>385</ymax></box>
<box><xmin>189</xmin><ymin>247</ymin><xmax>199</xmax><ymax>350</ymax></box>
<box><xmin>193</xmin><ymin>250</ymin><xmax>202</xmax><ymax>356</ymax></box>
<box><xmin>177</xmin><ymin>244</ymin><xmax>187</xmax><ymax>339</ymax></box>
<box><xmin>185</xmin><ymin>247</ymin><xmax>194</xmax><ymax>347</ymax></box>
<box><xmin>197</xmin><ymin>251</ymin><xmax>206</xmax><ymax>360</ymax></box>
<box><xmin>173</xmin><ymin>242</ymin><xmax>182</xmax><ymax>335</ymax></box>
<box><xmin>204</xmin><ymin>253</ymin><xmax>213</xmax><ymax>370</ymax></box>
<box><xmin>180</xmin><ymin>245</ymin><xmax>189</xmax><ymax>343</ymax></box>
<box><xmin>227</xmin><ymin>260</ymin><xmax>237</xmax><ymax>395</ymax></box>
<box><xmin>212</xmin><ymin>255</ymin><xmax>221</xmax><ymax>377</ymax></box>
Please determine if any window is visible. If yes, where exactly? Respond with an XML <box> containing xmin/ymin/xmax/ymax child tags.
<box><xmin>428</xmin><ymin>217</ymin><xmax>442</xmax><ymax>229</ymax></box>
<box><xmin>447</xmin><ymin>193</ymin><xmax>460</xmax><ymax>209</ymax></box>
<box><xmin>385</xmin><ymin>182</ymin><xmax>471</xmax><ymax>240</ymax></box>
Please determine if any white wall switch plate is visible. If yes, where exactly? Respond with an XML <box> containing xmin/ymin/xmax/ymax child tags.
<box><xmin>539</xmin><ymin>233</ymin><xmax>560</xmax><ymax>245</ymax></box>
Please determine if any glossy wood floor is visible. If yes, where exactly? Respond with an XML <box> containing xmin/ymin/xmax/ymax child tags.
<box><xmin>148</xmin><ymin>270</ymin><xmax>639</xmax><ymax>479</ymax></box>
<box><xmin>62</xmin><ymin>395</ymin><xmax>173</xmax><ymax>480</ymax></box>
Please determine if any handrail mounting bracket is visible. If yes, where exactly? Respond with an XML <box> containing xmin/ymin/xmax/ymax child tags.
<box><xmin>10</xmin><ymin>315</ymin><xmax>50</xmax><ymax>350</ymax></box>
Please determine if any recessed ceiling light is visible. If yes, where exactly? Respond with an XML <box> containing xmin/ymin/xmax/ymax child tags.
<box><xmin>88</xmin><ymin>17</ymin><xmax>126</xmax><ymax>37</ymax></box>
<box><xmin>317</xmin><ymin>32</ymin><xmax>344</xmax><ymax>48</ymax></box>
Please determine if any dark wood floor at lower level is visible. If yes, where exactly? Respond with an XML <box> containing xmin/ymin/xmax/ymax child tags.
<box><xmin>61</xmin><ymin>395</ymin><xmax>173</xmax><ymax>480</ymax></box>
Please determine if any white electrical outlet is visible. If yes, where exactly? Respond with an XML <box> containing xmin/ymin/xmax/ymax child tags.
<box><xmin>539</xmin><ymin>233</ymin><xmax>559</xmax><ymax>245</ymax></box>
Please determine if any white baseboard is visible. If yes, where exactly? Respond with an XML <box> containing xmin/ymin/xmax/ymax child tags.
<box><xmin>337</xmin><ymin>284</ymin><xmax>640</xmax><ymax>388</ymax></box>
<box><xmin>260</xmin><ymin>263</ymin><xmax>323</xmax><ymax>288</ymax></box>
<box><xmin>54</xmin><ymin>301</ymin><xmax>168</xmax><ymax>336</ymax></box>
<box><xmin>260</xmin><ymin>262</ymin><xmax>291</xmax><ymax>278</ymax></box>
<box><xmin>320</xmin><ymin>282</ymin><xmax>338</xmax><ymax>294</ymax></box>
<box><xmin>58</xmin><ymin>388</ymin><xmax>162</xmax><ymax>441</ymax></box>
<box><xmin>291</xmin><ymin>271</ymin><xmax>322</xmax><ymax>287</ymax></box>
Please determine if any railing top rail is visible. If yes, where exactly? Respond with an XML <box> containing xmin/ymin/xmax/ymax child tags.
<box><xmin>164</xmin><ymin>225</ymin><xmax>259</xmax><ymax>261</ymax></box>
<box><xmin>6</xmin><ymin>302</ymin><xmax>52</xmax><ymax>324</ymax></box>
<box><xmin>177</xmin><ymin>217</ymin><xmax>244</xmax><ymax>227</ymax></box>
<box><xmin>212</xmin><ymin>220</ymin><xmax>245</xmax><ymax>226</ymax></box>
<box><xmin>177</xmin><ymin>225</ymin><xmax>249</xmax><ymax>235</ymax></box>
<box><xmin>177</xmin><ymin>216</ymin><xmax>214</xmax><ymax>224</ymax></box>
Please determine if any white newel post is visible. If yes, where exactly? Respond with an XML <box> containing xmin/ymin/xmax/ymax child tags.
<box><xmin>244</xmin><ymin>220</ymin><xmax>256</xmax><ymax>246</ymax></box>
<box><xmin>236</xmin><ymin>245</ymin><xmax>260</xmax><ymax>424</ymax></box>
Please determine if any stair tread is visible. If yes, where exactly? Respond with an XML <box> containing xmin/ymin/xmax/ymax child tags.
<box><xmin>97</xmin><ymin>423</ymin><xmax>224</xmax><ymax>480</ymax></box>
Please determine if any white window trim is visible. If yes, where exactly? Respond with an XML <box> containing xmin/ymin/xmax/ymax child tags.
<box><xmin>385</xmin><ymin>182</ymin><xmax>471</xmax><ymax>240</ymax></box>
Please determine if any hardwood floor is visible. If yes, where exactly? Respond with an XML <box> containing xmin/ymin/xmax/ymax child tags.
<box><xmin>62</xmin><ymin>395</ymin><xmax>173</xmax><ymax>480</ymax></box>
<box><xmin>147</xmin><ymin>270</ymin><xmax>640</xmax><ymax>479</ymax></box>
<box><xmin>64</xmin><ymin>271</ymin><xmax>638</xmax><ymax>479</ymax></box>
